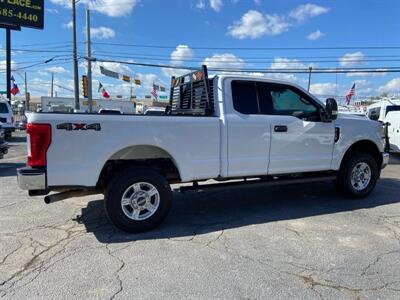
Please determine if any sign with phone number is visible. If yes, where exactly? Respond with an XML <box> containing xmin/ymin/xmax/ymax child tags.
<box><xmin>0</xmin><ymin>0</ymin><xmax>44</xmax><ymax>29</ymax></box>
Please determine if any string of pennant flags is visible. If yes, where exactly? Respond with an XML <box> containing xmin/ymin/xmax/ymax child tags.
<box><xmin>100</xmin><ymin>66</ymin><xmax>166</xmax><ymax>92</ymax></box>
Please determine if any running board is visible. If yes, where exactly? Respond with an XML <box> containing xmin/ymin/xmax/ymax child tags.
<box><xmin>179</xmin><ymin>175</ymin><xmax>337</xmax><ymax>193</ymax></box>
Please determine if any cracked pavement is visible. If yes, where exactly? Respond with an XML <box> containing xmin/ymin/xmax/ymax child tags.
<box><xmin>1</xmin><ymin>132</ymin><xmax>400</xmax><ymax>299</ymax></box>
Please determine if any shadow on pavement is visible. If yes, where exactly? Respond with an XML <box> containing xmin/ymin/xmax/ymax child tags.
<box><xmin>0</xmin><ymin>163</ymin><xmax>25</xmax><ymax>177</ymax></box>
<box><xmin>77</xmin><ymin>178</ymin><xmax>400</xmax><ymax>244</ymax></box>
<box><xmin>389</xmin><ymin>154</ymin><xmax>400</xmax><ymax>165</ymax></box>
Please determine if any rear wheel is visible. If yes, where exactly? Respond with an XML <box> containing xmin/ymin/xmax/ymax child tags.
<box><xmin>336</xmin><ymin>152</ymin><xmax>379</xmax><ymax>198</ymax></box>
<box><xmin>105</xmin><ymin>168</ymin><xmax>172</xmax><ymax>233</ymax></box>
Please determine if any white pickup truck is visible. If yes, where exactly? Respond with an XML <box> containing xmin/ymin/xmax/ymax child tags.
<box><xmin>18</xmin><ymin>67</ymin><xmax>389</xmax><ymax>233</ymax></box>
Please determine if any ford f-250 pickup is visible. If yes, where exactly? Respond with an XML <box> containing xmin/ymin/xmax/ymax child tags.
<box><xmin>17</xmin><ymin>66</ymin><xmax>389</xmax><ymax>233</ymax></box>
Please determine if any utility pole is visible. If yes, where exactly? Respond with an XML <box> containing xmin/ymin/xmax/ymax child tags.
<box><xmin>86</xmin><ymin>9</ymin><xmax>93</xmax><ymax>113</ymax></box>
<box><xmin>307</xmin><ymin>66</ymin><xmax>312</xmax><ymax>92</ymax></box>
<box><xmin>6</xmin><ymin>28</ymin><xmax>11</xmax><ymax>105</ymax></box>
<box><xmin>24</xmin><ymin>72</ymin><xmax>29</xmax><ymax>110</ymax></box>
<box><xmin>72</xmin><ymin>0</ymin><xmax>80</xmax><ymax>110</ymax></box>
<box><xmin>51</xmin><ymin>73</ymin><xmax>54</xmax><ymax>97</ymax></box>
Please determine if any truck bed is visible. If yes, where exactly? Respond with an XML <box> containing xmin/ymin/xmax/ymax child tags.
<box><xmin>28</xmin><ymin>113</ymin><xmax>221</xmax><ymax>187</ymax></box>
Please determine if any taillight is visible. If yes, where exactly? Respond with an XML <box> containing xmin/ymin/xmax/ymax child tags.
<box><xmin>26</xmin><ymin>123</ymin><xmax>51</xmax><ymax>167</ymax></box>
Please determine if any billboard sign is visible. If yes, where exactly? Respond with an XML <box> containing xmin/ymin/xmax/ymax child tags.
<box><xmin>0</xmin><ymin>0</ymin><xmax>44</xmax><ymax>29</ymax></box>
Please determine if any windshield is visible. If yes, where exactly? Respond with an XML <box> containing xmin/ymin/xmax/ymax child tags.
<box><xmin>386</xmin><ymin>105</ymin><xmax>400</xmax><ymax>116</ymax></box>
<box><xmin>0</xmin><ymin>103</ymin><xmax>9</xmax><ymax>114</ymax></box>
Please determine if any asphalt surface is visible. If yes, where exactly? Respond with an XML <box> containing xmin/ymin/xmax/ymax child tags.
<box><xmin>1</xmin><ymin>131</ymin><xmax>400</xmax><ymax>299</ymax></box>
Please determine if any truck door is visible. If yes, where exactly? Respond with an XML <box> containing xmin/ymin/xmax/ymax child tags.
<box><xmin>261</xmin><ymin>82</ymin><xmax>335</xmax><ymax>174</ymax></box>
<box><xmin>224</xmin><ymin>80</ymin><xmax>271</xmax><ymax>177</ymax></box>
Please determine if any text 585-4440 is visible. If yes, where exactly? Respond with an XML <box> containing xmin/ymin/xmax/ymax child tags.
<box><xmin>0</xmin><ymin>9</ymin><xmax>38</xmax><ymax>22</ymax></box>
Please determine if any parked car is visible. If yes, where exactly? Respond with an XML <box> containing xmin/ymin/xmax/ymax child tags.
<box><xmin>0</xmin><ymin>124</ymin><xmax>9</xmax><ymax>159</ymax></box>
<box><xmin>143</xmin><ymin>107</ymin><xmax>166</xmax><ymax>116</ymax></box>
<box><xmin>17</xmin><ymin>66</ymin><xmax>389</xmax><ymax>233</ymax></box>
<box><xmin>0</xmin><ymin>100</ymin><xmax>15</xmax><ymax>139</ymax></box>
<box><xmin>385</xmin><ymin>111</ymin><xmax>400</xmax><ymax>153</ymax></box>
<box><xmin>98</xmin><ymin>108</ymin><xmax>123</xmax><ymax>115</ymax></box>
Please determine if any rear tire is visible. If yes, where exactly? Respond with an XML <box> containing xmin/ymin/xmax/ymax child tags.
<box><xmin>336</xmin><ymin>152</ymin><xmax>379</xmax><ymax>199</ymax></box>
<box><xmin>105</xmin><ymin>167</ymin><xmax>172</xmax><ymax>233</ymax></box>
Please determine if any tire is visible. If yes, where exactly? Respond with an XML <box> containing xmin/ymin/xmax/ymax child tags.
<box><xmin>336</xmin><ymin>152</ymin><xmax>379</xmax><ymax>199</ymax></box>
<box><xmin>104</xmin><ymin>167</ymin><xmax>172</xmax><ymax>233</ymax></box>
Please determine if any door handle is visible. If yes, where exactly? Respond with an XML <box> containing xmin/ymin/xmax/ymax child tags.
<box><xmin>274</xmin><ymin>125</ymin><xmax>288</xmax><ymax>132</ymax></box>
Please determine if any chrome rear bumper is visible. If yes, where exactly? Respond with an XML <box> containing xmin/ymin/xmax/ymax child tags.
<box><xmin>17</xmin><ymin>167</ymin><xmax>46</xmax><ymax>191</ymax></box>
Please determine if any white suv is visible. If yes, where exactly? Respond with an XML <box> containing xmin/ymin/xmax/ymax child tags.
<box><xmin>0</xmin><ymin>100</ymin><xmax>15</xmax><ymax>139</ymax></box>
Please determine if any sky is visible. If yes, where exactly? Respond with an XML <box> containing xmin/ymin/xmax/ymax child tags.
<box><xmin>1</xmin><ymin>0</ymin><xmax>400</xmax><ymax>102</ymax></box>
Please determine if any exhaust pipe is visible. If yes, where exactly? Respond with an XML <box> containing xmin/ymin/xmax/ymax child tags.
<box><xmin>44</xmin><ymin>189</ymin><xmax>101</xmax><ymax>204</ymax></box>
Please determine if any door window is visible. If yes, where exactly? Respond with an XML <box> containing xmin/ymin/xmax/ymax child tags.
<box><xmin>268</xmin><ymin>85</ymin><xmax>319</xmax><ymax>121</ymax></box>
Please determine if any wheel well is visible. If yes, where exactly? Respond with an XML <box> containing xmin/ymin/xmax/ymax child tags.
<box><xmin>98</xmin><ymin>145</ymin><xmax>181</xmax><ymax>188</ymax></box>
<box><xmin>98</xmin><ymin>158</ymin><xmax>181</xmax><ymax>189</ymax></box>
<box><xmin>340</xmin><ymin>140</ymin><xmax>382</xmax><ymax>169</ymax></box>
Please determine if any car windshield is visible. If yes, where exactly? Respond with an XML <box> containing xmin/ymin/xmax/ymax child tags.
<box><xmin>145</xmin><ymin>111</ymin><xmax>165</xmax><ymax>116</ymax></box>
<box><xmin>386</xmin><ymin>105</ymin><xmax>400</xmax><ymax>116</ymax></box>
<box><xmin>0</xmin><ymin>103</ymin><xmax>9</xmax><ymax>114</ymax></box>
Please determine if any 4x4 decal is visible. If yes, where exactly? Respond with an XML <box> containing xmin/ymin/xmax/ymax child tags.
<box><xmin>56</xmin><ymin>123</ymin><xmax>101</xmax><ymax>131</ymax></box>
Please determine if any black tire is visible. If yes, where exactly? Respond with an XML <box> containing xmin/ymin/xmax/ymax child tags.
<box><xmin>104</xmin><ymin>167</ymin><xmax>172</xmax><ymax>233</ymax></box>
<box><xmin>336</xmin><ymin>152</ymin><xmax>379</xmax><ymax>199</ymax></box>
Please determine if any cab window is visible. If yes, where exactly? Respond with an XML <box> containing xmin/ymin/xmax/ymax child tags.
<box><xmin>231</xmin><ymin>81</ymin><xmax>259</xmax><ymax>115</ymax></box>
<box><xmin>264</xmin><ymin>84</ymin><xmax>320</xmax><ymax>121</ymax></box>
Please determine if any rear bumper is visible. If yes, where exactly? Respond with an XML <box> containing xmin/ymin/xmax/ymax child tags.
<box><xmin>382</xmin><ymin>152</ymin><xmax>390</xmax><ymax>169</ymax></box>
<box><xmin>17</xmin><ymin>167</ymin><xmax>46</xmax><ymax>191</ymax></box>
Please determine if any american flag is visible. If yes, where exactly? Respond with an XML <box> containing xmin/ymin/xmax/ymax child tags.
<box><xmin>345</xmin><ymin>83</ymin><xmax>356</xmax><ymax>105</ymax></box>
<box><xmin>151</xmin><ymin>84</ymin><xmax>158</xmax><ymax>100</ymax></box>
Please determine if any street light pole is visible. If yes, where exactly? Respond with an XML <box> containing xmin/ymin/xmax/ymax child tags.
<box><xmin>86</xmin><ymin>9</ymin><xmax>93</xmax><ymax>113</ymax></box>
<box><xmin>6</xmin><ymin>28</ymin><xmax>11</xmax><ymax>105</ymax></box>
<box><xmin>72</xmin><ymin>0</ymin><xmax>80</xmax><ymax>110</ymax></box>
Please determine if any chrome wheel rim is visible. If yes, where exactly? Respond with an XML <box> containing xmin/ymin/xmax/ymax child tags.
<box><xmin>350</xmin><ymin>162</ymin><xmax>371</xmax><ymax>191</ymax></box>
<box><xmin>121</xmin><ymin>182</ymin><xmax>160</xmax><ymax>221</ymax></box>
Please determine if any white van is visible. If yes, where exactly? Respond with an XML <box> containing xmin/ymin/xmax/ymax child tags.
<box><xmin>0</xmin><ymin>100</ymin><xmax>15</xmax><ymax>139</ymax></box>
<box><xmin>367</xmin><ymin>100</ymin><xmax>400</xmax><ymax>122</ymax></box>
<box><xmin>385</xmin><ymin>111</ymin><xmax>400</xmax><ymax>153</ymax></box>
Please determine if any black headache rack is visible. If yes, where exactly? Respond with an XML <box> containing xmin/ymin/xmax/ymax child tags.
<box><xmin>169</xmin><ymin>65</ymin><xmax>214</xmax><ymax>116</ymax></box>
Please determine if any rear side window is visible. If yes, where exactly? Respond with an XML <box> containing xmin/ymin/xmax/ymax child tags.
<box><xmin>0</xmin><ymin>103</ymin><xmax>9</xmax><ymax>114</ymax></box>
<box><xmin>231</xmin><ymin>81</ymin><xmax>258</xmax><ymax>114</ymax></box>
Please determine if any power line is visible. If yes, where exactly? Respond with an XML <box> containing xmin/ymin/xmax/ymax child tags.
<box><xmin>92</xmin><ymin>42</ymin><xmax>400</xmax><ymax>51</ymax></box>
<box><xmin>92</xmin><ymin>53</ymin><xmax>400</xmax><ymax>65</ymax></box>
<box><xmin>89</xmin><ymin>49</ymin><xmax>400</xmax><ymax>60</ymax></box>
<box><xmin>91</xmin><ymin>58</ymin><xmax>400</xmax><ymax>74</ymax></box>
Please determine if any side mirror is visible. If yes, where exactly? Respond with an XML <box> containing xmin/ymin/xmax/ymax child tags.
<box><xmin>325</xmin><ymin>98</ymin><xmax>338</xmax><ymax>121</ymax></box>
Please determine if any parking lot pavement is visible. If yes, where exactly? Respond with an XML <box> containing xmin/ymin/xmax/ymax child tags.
<box><xmin>1</xmin><ymin>132</ymin><xmax>400</xmax><ymax>300</ymax></box>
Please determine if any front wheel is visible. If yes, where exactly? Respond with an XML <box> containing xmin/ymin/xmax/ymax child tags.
<box><xmin>105</xmin><ymin>168</ymin><xmax>172</xmax><ymax>233</ymax></box>
<box><xmin>336</xmin><ymin>152</ymin><xmax>379</xmax><ymax>198</ymax></box>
